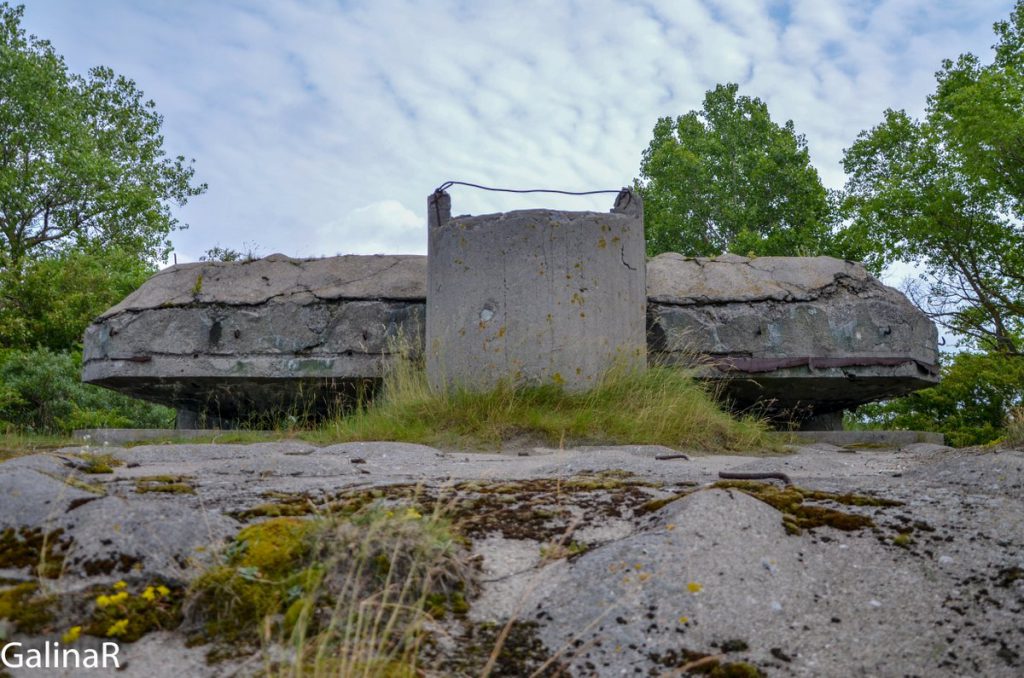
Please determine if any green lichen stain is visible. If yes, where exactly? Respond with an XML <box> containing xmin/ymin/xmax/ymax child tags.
<box><xmin>289</xmin><ymin>358</ymin><xmax>335</xmax><ymax>374</ymax></box>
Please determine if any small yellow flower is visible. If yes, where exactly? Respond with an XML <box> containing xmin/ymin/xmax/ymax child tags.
<box><xmin>678</xmin><ymin>616</ymin><xmax>689</xmax><ymax>624</ymax></box>
<box><xmin>687</xmin><ymin>582</ymin><xmax>703</xmax><ymax>594</ymax></box>
<box><xmin>403</xmin><ymin>507</ymin><xmax>422</xmax><ymax>520</ymax></box>
<box><xmin>141</xmin><ymin>586</ymin><xmax>157</xmax><ymax>602</ymax></box>
<box><xmin>109</xmin><ymin>591</ymin><xmax>129</xmax><ymax>605</ymax></box>
<box><xmin>61</xmin><ymin>626</ymin><xmax>82</xmax><ymax>643</ymax></box>
<box><xmin>113</xmin><ymin>580</ymin><xmax>128</xmax><ymax>591</ymax></box>
<box><xmin>156</xmin><ymin>585</ymin><xmax>170</xmax><ymax>597</ymax></box>
<box><xmin>95</xmin><ymin>594</ymin><xmax>111</xmax><ymax>608</ymax></box>
<box><xmin>106</xmin><ymin>619</ymin><xmax>130</xmax><ymax>637</ymax></box>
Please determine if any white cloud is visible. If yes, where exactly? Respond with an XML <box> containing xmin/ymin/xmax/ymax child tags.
<box><xmin>19</xmin><ymin>0</ymin><xmax>1019</xmax><ymax>260</ymax></box>
<box><xmin>313</xmin><ymin>200</ymin><xmax>425</xmax><ymax>256</ymax></box>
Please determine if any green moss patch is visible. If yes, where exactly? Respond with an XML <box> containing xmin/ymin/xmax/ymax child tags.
<box><xmin>186</xmin><ymin>505</ymin><xmax>476</xmax><ymax>670</ymax></box>
<box><xmin>447</xmin><ymin>472</ymin><xmax>664</xmax><ymax>542</ymax></box>
<box><xmin>135</xmin><ymin>475</ymin><xmax>196</xmax><ymax>494</ymax></box>
<box><xmin>0</xmin><ymin>527</ymin><xmax>73</xmax><ymax>577</ymax></box>
<box><xmin>639</xmin><ymin>481</ymin><xmax>903</xmax><ymax>537</ymax></box>
<box><xmin>187</xmin><ymin>517</ymin><xmax>318</xmax><ymax>642</ymax></box>
<box><xmin>0</xmin><ymin>582</ymin><xmax>53</xmax><ymax>634</ymax></box>
<box><xmin>75</xmin><ymin>452</ymin><xmax>124</xmax><ymax>474</ymax></box>
<box><xmin>711</xmin><ymin>481</ymin><xmax>904</xmax><ymax>535</ymax></box>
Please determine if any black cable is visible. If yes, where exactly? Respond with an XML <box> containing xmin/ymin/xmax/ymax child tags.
<box><xmin>434</xmin><ymin>180</ymin><xmax>624</xmax><ymax>197</ymax></box>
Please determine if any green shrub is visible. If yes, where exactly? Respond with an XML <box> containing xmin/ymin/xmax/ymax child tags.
<box><xmin>849</xmin><ymin>351</ymin><xmax>1024</xmax><ymax>447</ymax></box>
<box><xmin>0</xmin><ymin>347</ymin><xmax>173</xmax><ymax>433</ymax></box>
<box><xmin>0</xmin><ymin>247</ymin><xmax>154</xmax><ymax>352</ymax></box>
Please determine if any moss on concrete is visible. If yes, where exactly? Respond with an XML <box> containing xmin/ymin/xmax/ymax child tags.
<box><xmin>0</xmin><ymin>527</ymin><xmax>72</xmax><ymax>578</ymax></box>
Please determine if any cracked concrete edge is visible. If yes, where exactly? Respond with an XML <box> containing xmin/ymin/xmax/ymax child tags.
<box><xmin>96</xmin><ymin>251</ymin><xmax>897</xmax><ymax>320</ymax></box>
<box><xmin>98</xmin><ymin>254</ymin><xmax>428</xmax><ymax>319</ymax></box>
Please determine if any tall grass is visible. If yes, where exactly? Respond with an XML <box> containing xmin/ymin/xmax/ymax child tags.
<box><xmin>186</xmin><ymin>496</ymin><xmax>475</xmax><ymax>677</ymax></box>
<box><xmin>0</xmin><ymin>431</ymin><xmax>77</xmax><ymax>462</ymax></box>
<box><xmin>316</xmin><ymin>354</ymin><xmax>772</xmax><ymax>452</ymax></box>
<box><xmin>1005</xmin><ymin>406</ymin><xmax>1024</xmax><ymax>448</ymax></box>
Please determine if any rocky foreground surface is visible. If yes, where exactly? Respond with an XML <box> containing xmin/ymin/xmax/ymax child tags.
<box><xmin>1</xmin><ymin>440</ymin><xmax>1022</xmax><ymax>677</ymax></box>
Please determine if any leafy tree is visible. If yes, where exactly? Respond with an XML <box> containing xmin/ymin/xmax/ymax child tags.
<box><xmin>636</xmin><ymin>83</ymin><xmax>848</xmax><ymax>259</ymax></box>
<box><xmin>0</xmin><ymin>246</ymin><xmax>153</xmax><ymax>350</ymax></box>
<box><xmin>842</xmin><ymin>2</ymin><xmax>1024</xmax><ymax>354</ymax></box>
<box><xmin>0</xmin><ymin>3</ymin><xmax>205</xmax><ymax>276</ymax></box>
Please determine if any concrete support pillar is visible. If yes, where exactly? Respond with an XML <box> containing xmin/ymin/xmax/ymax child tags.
<box><xmin>175</xmin><ymin>409</ymin><xmax>199</xmax><ymax>430</ymax></box>
<box><xmin>426</xmin><ymin>189</ymin><xmax>646</xmax><ymax>392</ymax></box>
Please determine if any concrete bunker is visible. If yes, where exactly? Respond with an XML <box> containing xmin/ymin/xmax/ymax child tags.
<box><xmin>81</xmin><ymin>197</ymin><xmax>940</xmax><ymax>430</ymax></box>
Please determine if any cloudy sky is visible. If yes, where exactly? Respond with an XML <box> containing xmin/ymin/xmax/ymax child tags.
<box><xmin>22</xmin><ymin>0</ymin><xmax>1016</xmax><ymax>263</ymax></box>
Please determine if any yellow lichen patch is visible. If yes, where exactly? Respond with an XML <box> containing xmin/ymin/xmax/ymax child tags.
<box><xmin>84</xmin><ymin>580</ymin><xmax>181</xmax><ymax>642</ymax></box>
<box><xmin>892</xmin><ymin>532</ymin><xmax>914</xmax><ymax>548</ymax></box>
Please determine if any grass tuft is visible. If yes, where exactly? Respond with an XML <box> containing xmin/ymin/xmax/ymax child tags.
<box><xmin>1005</xmin><ymin>406</ymin><xmax>1024</xmax><ymax>448</ymax></box>
<box><xmin>316</xmin><ymin>355</ymin><xmax>773</xmax><ymax>452</ymax></box>
<box><xmin>186</xmin><ymin>498</ymin><xmax>476</xmax><ymax>675</ymax></box>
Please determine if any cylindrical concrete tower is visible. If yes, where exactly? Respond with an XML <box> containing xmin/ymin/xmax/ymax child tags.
<box><xmin>426</xmin><ymin>189</ymin><xmax>646</xmax><ymax>392</ymax></box>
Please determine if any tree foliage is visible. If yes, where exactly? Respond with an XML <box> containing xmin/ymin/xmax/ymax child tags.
<box><xmin>0</xmin><ymin>2</ymin><xmax>205</xmax><ymax>275</ymax></box>
<box><xmin>0</xmin><ymin>347</ymin><xmax>173</xmax><ymax>433</ymax></box>
<box><xmin>0</xmin><ymin>246</ymin><xmax>153</xmax><ymax>350</ymax></box>
<box><xmin>851</xmin><ymin>351</ymin><xmax>1024</xmax><ymax>447</ymax></box>
<box><xmin>842</xmin><ymin>2</ymin><xmax>1024</xmax><ymax>354</ymax></box>
<box><xmin>636</xmin><ymin>83</ymin><xmax>848</xmax><ymax>259</ymax></box>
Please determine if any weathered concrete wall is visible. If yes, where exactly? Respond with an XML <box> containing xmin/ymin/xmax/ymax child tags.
<box><xmin>82</xmin><ymin>250</ymin><xmax>939</xmax><ymax>428</ymax></box>
<box><xmin>82</xmin><ymin>254</ymin><xmax>425</xmax><ymax>422</ymax></box>
<box><xmin>425</xmin><ymin>189</ymin><xmax>646</xmax><ymax>392</ymax></box>
<box><xmin>647</xmin><ymin>252</ymin><xmax>939</xmax><ymax>423</ymax></box>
